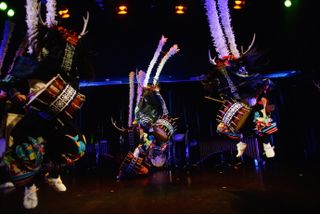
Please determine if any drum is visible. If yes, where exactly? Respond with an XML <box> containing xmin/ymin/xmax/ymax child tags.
<box><xmin>148</xmin><ymin>143</ymin><xmax>168</xmax><ymax>168</ymax></box>
<box><xmin>152</xmin><ymin>115</ymin><xmax>177</xmax><ymax>142</ymax></box>
<box><xmin>118</xmin><ymin>151</ymin><xmax>149</xmax><ymax>178</ymax></box>
<box><xmin>25</xmin><ymin>74</ymin><xmax>85</xmax><ymax>120</ymax></box>
<box><xmin>216</xmin><ymin>99</ymin><xmax>251</xmax><ymax>134</ymax></box>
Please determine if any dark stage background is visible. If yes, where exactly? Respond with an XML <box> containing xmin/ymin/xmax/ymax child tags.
<box><xmin>1</xmin><ymin>0</ymin><xmax>320</xmax><ymax>165</ymax></box>
<box><xmin>2</xmin><ymin>0</ymin><xmax>320</xmax><ymax>80</ymax></box>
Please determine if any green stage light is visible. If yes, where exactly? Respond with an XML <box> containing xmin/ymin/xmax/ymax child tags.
<box><xmin>7</xmin><ymin>8</ymin><xmax>14</xmax><ymax>17</ymax></box>
<box><xmin>0</xmin><ymin>2</ymin><xmax>8</xmax><ymax>11</ymax></box>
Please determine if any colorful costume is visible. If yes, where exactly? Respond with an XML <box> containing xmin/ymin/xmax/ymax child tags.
<box><xmin>202</xmin><ymin>0</ymin><xmax>277</xmax><ymax>159</ymax></box>
<box><xmin>116</xmin><ymin>36</ymin><xmax>178</xmax><ymax>179</ymax></box>
<box><xmin>0</xmin><ymin>0</ymin><xmax>92</xmax><ymax>209</ymax></box>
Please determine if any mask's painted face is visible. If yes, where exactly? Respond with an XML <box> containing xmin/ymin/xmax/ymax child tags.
<box><xmin>225</xmin><ymin>58</ymin><xmax>249</xmax><ymax>78</ymax></box>
<box><xmin>134</xmin><ymin>86</ymin><xmax>166</xmax><ymax>130</ymax></box>
<box><xmin>35</xmin><ymin>25</ymin><xmax>78</xmax><ymax>60</ymax></box>
<box><xmin>139</xmin><ymin>87</ymin><xmax>163</xmax><ymax>115</ymax></box>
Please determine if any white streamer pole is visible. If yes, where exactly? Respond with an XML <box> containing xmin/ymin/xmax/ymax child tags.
<box><xmin>153</xmin><ymin>44</ymin><xmax>180</xmax><ymax>86</ymax></box>
<box><xmin>46</xmin><ymin>0</ymin><xmax>57</xmax><ymax>28</ymax></box>
<box><xmin>204</xmin><ymin>0</ymin><xmax>229</xmax><ymax>58</ymax></box>
<box><xmin>143</xmin><ymin>35</ymin><xmax>167</xmax><ymax>87</ymax></box>
<box><xmin>128</xmin><ymin>71</ymin><xmax>135</xmax><ymax>127</ymax></box>
<box><xmin>136</xmin><ymin>70</ymin><xmax>145</xmax><ymax>106</ymax></box>
<box><xmin>218</xmin><ymin>0</ymin><xmax>240</xmax><ymax>58</ymax></box>
<box><xmin>25</xmin><ymin>0</ymin><xmax>39</xmax><ymax>54</ymax></box>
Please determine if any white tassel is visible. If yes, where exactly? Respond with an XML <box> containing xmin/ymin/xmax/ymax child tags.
<box><xmin>204</xmin><ymin>0</ymin><xmax>229</xmax><ymax>58</ymax></box>
<box><xmin>218</xmin><ymin>0</ymin><xmax>240</xmax><ymax>58</ymax></box>
<box><xmin>128</xmin><ymin>71</ymin><xmax>135</xmax><ymax>127</ymax></box>
<box><xmin>25</xmin><ymin>0</ymin><xmax>39</xmax><ymax>54</ymax></box>
<box><xmin>46</xmin><ymin>0</ymin><xmax>57</xmax><ymax>28</ymax></box>
<box><xmin>136</xmin><ymin>70</ymin><xmax>145</xmax><ymax>106</ymax></box>
<box><xmin>153</xmin><ymin>44</ymin><xmax>180</xmax><ymax>86</ymax></box>
<box><xmin>143</xmin><ymin>35</ymin><xmax>167</xmax><ymax>87</ymax></box>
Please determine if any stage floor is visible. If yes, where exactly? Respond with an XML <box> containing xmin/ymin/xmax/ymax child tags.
<box><xmin>1</xmin><ymin>159</ymin><xmax>320</xmax><ymax>214</ymax></box>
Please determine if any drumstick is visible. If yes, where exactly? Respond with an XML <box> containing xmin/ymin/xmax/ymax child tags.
<box><xmin>204</xmin><ymin>96</ymin><xmax>224</xmax><ymax>104</ymax></box>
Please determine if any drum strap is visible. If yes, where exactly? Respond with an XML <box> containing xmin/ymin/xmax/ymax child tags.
<box><xmin>220</xmin><ymin>68</ymin><xmax>240</xmax><ymax>99</ymax></box>
<box><xmin>61</xmin><ymin>43</ymin><xmax>75</xmax><ymax>74</ymax></box>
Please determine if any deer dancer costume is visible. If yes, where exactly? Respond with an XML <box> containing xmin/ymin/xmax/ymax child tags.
<box><xmin>0</xmin><ymin>0</ymin><xmax>92</xmax><ymax>209</ymax></box>
<box><xmin>202</xmin><ymin>0</ymin><xmax>278</xmax><ymax>159</ymax></box>
<box><xmin>114</xmin><ymin>36</ymin><xmax>179</xmax><ymax>179</ymax></box>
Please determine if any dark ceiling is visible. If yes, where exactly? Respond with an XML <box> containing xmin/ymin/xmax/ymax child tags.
<box><xmin>1</xmin><ymin>0</ymin><xmax>319</xmax><ymax>82</ymax></box>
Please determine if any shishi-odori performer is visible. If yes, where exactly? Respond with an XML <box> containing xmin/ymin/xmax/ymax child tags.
<box><xmin>202</xmin><ymin>0</ymin><xmax>278</xmax><ymax>159</ymax></box>
<box><xmin>0</xmin><ymin>0</ymin><xmax>92</xmax><ymax>209</ymax></box>
<box><xmin>115</xmin><ymin>36</ymin><xmax>179</xmax><ymax>179</ymax></box>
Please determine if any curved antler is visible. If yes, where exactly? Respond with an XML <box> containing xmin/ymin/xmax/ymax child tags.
<box><xmin>241</xmin><ymin>33</ymin><xmax>256</xmax><ymax>56</ymax></box>
<box><xmin>37</xmin><ymin>2</ymin><xmax>46</xmax><ymax>26</ymax></box>
<box><xmin>313</xmin><ymin>80</ymin><xmax>320</xmax><ymax>92</ymax></box>
<box><xmin>208</xmin><ymin>49</ymin><xmax>216</xmax><ymax>65</ymax></box>
<box><xmin>79</xmin><ymin>11</ymin><xmax>89</xmax><ymax>39</ymax></box>
<box><xmin>111</xmin><ymin>117</ymin><xmax>126</xmax><ymax>133</ymax></box>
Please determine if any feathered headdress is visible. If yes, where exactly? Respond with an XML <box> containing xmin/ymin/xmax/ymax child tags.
<box><xmin>203</xmin><ymin>0</ymin><xmax>272</xmax><ymax>100</ymax></box>
<box><xmin>142</xmin><ymin>35</ymin><xmax>180</xmax><ymax>87</ymax></box>
<box><xmin>45</xmin><ymin>0</ymin><xmax>58</xmax><ymax>28</ymax></box>
<box><xmin>25</xmin><ymin>0</ymin><xmax>40</xmax><ymax>54</ymax></box>
<box><xmin>204</xmin><ymin>0</ymin><xmax>255</xmax><ymax>64</ymax></box>
<box><xmin>25</xmin><ymin>0</ymin><xmax>89</xmax><ymax>54</ymax></box>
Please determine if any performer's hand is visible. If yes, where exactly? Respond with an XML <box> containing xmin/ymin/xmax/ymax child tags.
<box><xmin>13</xmin><ymin>93</ymin><xmax>27</xmax><ymax>104</ymax></box>
<box><xmin>0</xmin><ymin>90</ymin><xmax>7</xmax><ymax>100</ymax></box>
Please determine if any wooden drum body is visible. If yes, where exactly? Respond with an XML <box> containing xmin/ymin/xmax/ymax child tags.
<box><xmin>216</xmin><ymin>99</ymin><xmax>251</xmax><ymax>134</ymax></box>
<box><xmin>25</xmin><ymin>74</ymin><xmax>85</xmax><ymax>120</ymax></box>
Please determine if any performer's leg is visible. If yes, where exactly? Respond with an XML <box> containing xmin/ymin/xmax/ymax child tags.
<box><xmin>45</xmin><ymin>170</ymin><xmax>67</xmax><ymax>192</ymax></box>
<box><xmin>5</xmin><ymin>112</ymin><xmax>47</xmax><ymax>209</ymax></box>
<box><xmin>23</xmin><ymin>182</ymin><xmax>39</xmax><ymax>209</ymax></box>
<box><xmin>258</xmin><ymin>134</ymin><xmax>275</xmax><ymax>158</ymax></box>
<box><xmin>236</xmin><ymin>141</ymin><xmax>247</xmax><ymax>158</ymax></box>
<box><xmin>44</xmin><ymin>119</ymin><xmax>86</xmax><ymax>192</ymax></box>
<box><xmin>44</xmin><ymin>136</ymin><xmax>67</xmax><ymax>192</ymax></box>
<box><xmin>236</xmin><ymin>133</ymin><xmax>247</xmax><ymax>158</ymax></box>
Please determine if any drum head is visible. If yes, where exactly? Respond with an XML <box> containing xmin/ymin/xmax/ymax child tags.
<box><xmin>152</xmin><ymin>126</ymin><xmax>169</xmax><ymax>142</ymax></box>
<box><xmin>25</xmin><ymin>75</ymin><xmax>62</xmax><ymax>107</ymax></box>
<box><xmin>150</xmin><ymin>154</ymin><xmax>166</xmax><ymax>167</ymax></box>
<box><xmin>149</xmin><ymin>145</ymin><xmax>167</xmax><ymax>168</ymax></box>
